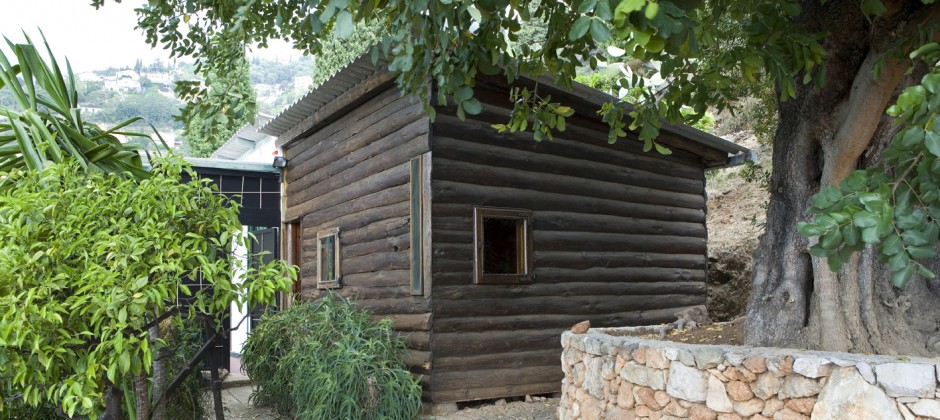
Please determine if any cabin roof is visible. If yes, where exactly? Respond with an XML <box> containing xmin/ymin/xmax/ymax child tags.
<box><xmin>260</xmin><ymin>53</ymin><xmax>749</xmax><ymax>165</ymax></box>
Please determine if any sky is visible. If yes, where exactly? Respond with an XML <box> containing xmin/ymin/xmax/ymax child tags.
<box><xmin>0</xmin><ymin>0</ymin><xmax>303</xmax><ymax>72</ymax></box>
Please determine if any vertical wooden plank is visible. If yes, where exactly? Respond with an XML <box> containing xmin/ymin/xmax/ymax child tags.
<box><xmin>410</xmin><ymin>156</ymin><xmax>424</xmax><ymax>295</ymax></box>
<box><xmin>422</xmin><ymin>152</ymin><xmax>433</xmax><ymax>298</ymax></box>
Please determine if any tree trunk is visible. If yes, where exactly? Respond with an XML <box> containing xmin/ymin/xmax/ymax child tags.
<box><xmin>102</xmin><ymin>380</ymin><xmax>126</xmax><ymax>420</ymax></box>
<box><xmin>150</xmin><ymin>323</ymin><xmax>169</xmax><ymax>420</ymax></box>
<box><xmin>745</xmin><ymin>0</ymin><xmax>940</xmax><ymax>356</ymax></box>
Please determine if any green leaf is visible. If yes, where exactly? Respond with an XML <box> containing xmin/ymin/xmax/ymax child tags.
<box><xmin>578</xmin><ymin>0</ymin><xmax>599</xmax><ymax>14</ymax></box>
<box><xmin>797</xmin><ymin>221</ymin><xmax>824</xmax><ymax>236</ymax></box>
<box><xmin>615</xmin><ymin>0</ymin><xmax>646</xmax><ymax>15</ymax></box>
<box><xmin>644</xmin><ymin>2</ymin><xmax>659</xmax><ymax>19</ymax></box>
<box><xmin>926</xmin><ymin>130</ymin><xmax>940</xmax><ymax>157</ymax></box>
<box><xmin>569</xmin><ymin>16</ymin><xmax>592</xmax><ymax>41</ymax></box>
<box><xmin>892</xmin><ymin>262</ymin><xmax>914</xmax><ymax>288</ymax></box>
<box><xmin>462</xmin><ymin>98</ymin><xmax>483</xmax><ymax>115</ymax></box>
<box><xmin>860</xmin><ymin>0</ymin><xmax>887</xmax><ymax>16</ymax></box>
<box><xmin>852</xmin><ymin>211</ymin><xmax>879</xmax><ymax>228</ymax></box>
<box><xmin>467</xmin><ymin>5</ymin><xmax>482</xmax><ymax>22</ymax></box>
<box><xmin>334</xmin><ymin>10</ymin><xmax>354</xmax><ymax>39</ymax></box>
<box><xmin>861</xmin><ymin>226</ymin><xmax>880</xmax><ymax>243</ymax></box>
<box><xmin>590</xmin><ymin>19</ymin><xmax>612</xmax><ymax>42</ymax></box>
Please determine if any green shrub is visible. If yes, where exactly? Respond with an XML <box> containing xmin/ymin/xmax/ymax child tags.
<box><xmin>242</xmin><ymin>295</ymin><xmax>422</xmax><ymax>419</ymax></box>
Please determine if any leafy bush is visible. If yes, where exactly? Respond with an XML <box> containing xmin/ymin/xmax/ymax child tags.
<box><xmin>242</xmin><ymin>296</ymin><xmax>422</xmax><ymax>419</ymax></box>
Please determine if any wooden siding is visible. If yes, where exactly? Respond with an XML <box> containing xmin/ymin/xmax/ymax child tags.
<box><xmin>282</xmin><ymin>85</ymin><xmax>433</xmax><ymax>382</ymax></box>
<box><xmin>427</xmin><ymin>83</ymin><xmax>708</xmax><ymax>402</ymax></box>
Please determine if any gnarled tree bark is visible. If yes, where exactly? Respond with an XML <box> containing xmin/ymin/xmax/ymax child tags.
<box><xmin>745</xmin><ymin>0</ymin><xmax>940</xmax><ymax>356</ymax></box>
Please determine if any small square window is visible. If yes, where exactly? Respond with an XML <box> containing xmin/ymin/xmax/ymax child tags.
<box><xmin>474</xmin><ymin>207</ymin><xmax>533</xmax><ymax>284</ymax></box>
<box><xmin>317</xmin><ymin>227</ymin><xmax>341</xmax><ymax>289</ymax></box>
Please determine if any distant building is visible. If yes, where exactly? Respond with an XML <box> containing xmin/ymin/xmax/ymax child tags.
<box><xmin>77</xmin><ymin>72</ymin><xmax>102</xmax><ymax>83</ymax></box>
<box><xmin>104</xmin><ymin>70</ymin><xmax>142</xmax><ymax>92</ymax></box>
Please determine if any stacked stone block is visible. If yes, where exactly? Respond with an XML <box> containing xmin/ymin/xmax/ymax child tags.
<box><xmin>560</xmin><ymin>327</ymin><xmax>940</xmax><ymax>420</ymax></box>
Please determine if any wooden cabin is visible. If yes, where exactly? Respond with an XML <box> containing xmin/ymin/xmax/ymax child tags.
<box><xmin>259</xmin><ymin>55</ymin><xmax>749</xmax><ymax>404</ymax></box>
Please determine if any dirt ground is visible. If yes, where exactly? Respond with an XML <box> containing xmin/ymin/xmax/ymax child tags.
<box><xmin>218</xmin><ymin>385</ymin><xmax>560</xmax><ymax>420</ymax></box>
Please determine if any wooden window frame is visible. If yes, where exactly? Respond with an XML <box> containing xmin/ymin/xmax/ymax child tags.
<box><xmin>473</xmin><ymin>207</ymin><xmax>534</xmax><ymax>285</ymax></box>
<box><xmin>316</xmin><ymin>227</ymin><xmax>341</xmax><ymax>289</ymax></box>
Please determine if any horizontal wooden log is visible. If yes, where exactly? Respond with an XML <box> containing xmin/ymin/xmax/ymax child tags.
<box><xmin>341</xmin><ymin>270</ymin><xmax>410</xmax><ymax>288</ymax></box>
<box><xmin>432</xmin><ymin>281</ymin><xmax>705</xmax><ymax>301</ymax></box>
<box><xmin>380</xmin><ymin>313</ymin><xmax>432</xmax><ymax>332</ymax></box>
<box><xmin>287</xmin><ymin>95</ymin><xmax>425</xmax><ymax>184</ymax></box>
<box><xmin>431</xmin><ymin>293</ymin><xmax>705</xmax><ymax>318</ymax></box>
<box><xmin>431</xmin><ymin>349</ymin><xmax>560</xmax><ymax>372</ymax></box>
<box><xmin>297</xmin><ymin>184</ymin><xmax>408</xmax><ymax>230</ymax></box>
<box><xmin>300</xmin><ymin>196</ymin><xmax>408</xmax><ymax>236</ymax></box>
<box><xmin>343</xmin><ymin>232</ymin><xmax>411</xmax><ymax>259</ymax></box>
<box><xmin>350</xmin><ymin>296</ymin><xmax>431</xmax><ymax>315</ymax></box>
<box><xmin>288</xmin><ymin>125</ymin><xmax>429</xmax><ymax>206</ymax></box>
<box><xmin>337</xmin><ymin>285</ymin><xmax>411</xmax><ymax>300</ymax></box>
<box><xmin>343</xmin><ymin>250</ymin><xmax>410</xmax><ymax>275</ymax></box>
<box><xmin>430</xmin><ymin>382</ymin><xmax>559</xmax><ymax>404</ymax></box>
<box><xmin>428</xmin><ymin>264</ymin><xmax>706</xmax><ymax>286</ymax></box>
<box><xmin>403</xmin><ymin>350</ymin><xmax>431</xmax><ymax>374</ymax></box>
<box><xmin>531</xmin><ymin>230</ymin><xmax>706</xmax><ymax>254</ymax></box>
<box><xmin>431</xmin><ymin>328</ymin><xmax>564</xmax><ymax>357</ymax></box>
<box><xmin>284</xmin><ymin>87</ymin><xmax>402</xmax><ymax>170</ymax></box>
<box><xmin>431</xmin><ymin>307</ymin><xmax>701</xmax><ymax>333</ymax></box>
<box><xmin>431</xmin><ymin>131</ymin><xmax>703</xmax><ymax>194</ymax></box>
<box><xmin>432</xmin><ymin>181</ymin><xmax>705</xmax><ymax>224</ymax></box>
<box><xmin>432</xmin><ymin>156</ymin><xmax>704</xmax><ymax>210</ymax></box>
<box><xmin>534</xmin><ymin>251</ymin><xmax>706</xmax><ymax>270</ymax></box>
<box><xmin>431</xmin><ymin>365</ymin><xmax>562</xmax><ymax>391</ymax></box>
<box><xmin>399</xmin><ymin>331</ymin><xmax>430</xmax><ymax>351</ymax></box>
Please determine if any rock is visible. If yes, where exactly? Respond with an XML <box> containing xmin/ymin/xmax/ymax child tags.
<box><xmin>726</xmin><ymin>381</ymin><xmax>754</xmax><ymax>401</ymax></box>
<box><xmin>616</xmin><ymin>355</ymin><xmax>627</xmax><ymax>374</ymax></box>
<box><xmin>706</xmin><ymin>375</ymin><xmax>735</xmax><ymax>413</ymax></box>
<box><xmin>773</xmin><ymin>407</ymin><xmax>808</xmax><ymax>420</ymax></box>
<box><xmin>767</xmin><ymin>356</ymin><xmax>793</xmax><ymax>377</ymax></box>
<box><xmin>752</xmin><ymin>415</ymin><xmax>771</xmax><ymax>420</ymax></box>
<box><xmin>785</xmin><ymin>397</ymin><xmax>815</xmax><ymax>415</ymax></box>
<box><xmin>584</xmin><ymin>356</ymin><xmax>613</xmax><ymax>399</ymax></box>
<box><xmin>581</xmin><ymin>398</ymin><xmax>604</xmax><ymax>420</ymax></box>
<box><xmin>617</xmin><ymin>382</ymin><xmax>635</xmax><ymax>409</ymax></box>
<box><xmin>717</xmin><ymin>413</ymin><xmax>743</xmax><ymax>420</ymax></box>
<box><xmin>571</xmin><ymin>320</ymin><xmax>591</xmax><ymax>334</ymax></box>
<box><xmin>856</xmin><ymin>362</ymin><xmax>876</xmax><ymax>384</ymax></box>
<box><xmin>725</xmin><ymin>352</ymin><xmax>746</xmax><ymax>366</ymax></box>
<box><xmin>751</xmin><ymin>372</ymin><xmax>781</xmax><ymax>400</ymax></box>
<box><xmin>724</xmin><ymin>366</ymin><xmax>757</xmax><ymax>383</ymax></box>
<box><xmin>665</xmin><ymin>347</ymin><xmax>679</xmax><ymax>361</ymax></box>
<box><xmin>647</xmin><ymin>347</ymin><xmax>670</xmax><ymax>369</ymax></box>
<box><xmin>908</xmin><ymin>399</ymin><xmax>940</xmax><ymax>418</ymax></box>
<box><xmin>897</xmin><ymin>401</ymin><xmax>916</xmax><ymax>420</ymax></box>
<box><xmin>734</xmin><ymin>398</ymin><xmax>764</xmax><ymax>417</ymax></box>
<box><xmin>690</xmin><ymin>404</ymin><xmax>718</xmax><ymax>420</ymax></box>
<box><xmin>665</xmin><ymin>401</ymin><xmax>690</xmax><ymax>417</ymax></box>
<box><xmin>667</xmin><ymin>361</ymin><xmax>707</xmax><ymax>402</ymax></box>
<box><xmin>762</xmin><ymin>398</ymin><xmax>784</xmax><ymax>416</ymax></box>
<box><xmin>743</xmin><ymin>356</ymin><xmax>768</xmax><ymax>374</ymax></box>
<box><xmin>693</xmin><ymin>348</ymin><xmax>725</xmax><ymax>370</ymax></box>
<box><xmin>792</xmin><ymin>357</ymin><xmax>832</xmax><ymax>378</ymax></box>
<box><xmin>606</xmin><ymin>405</ymin><xmax>636</xmax><ymax>420</ymax></box>
<box><xmin>621</xmin><ymin>362</ymin><xmax>667</xmax><ymax>390</ymax></box>
<box><xmin>811</xmin><ymin>366</ymin><xmax>901</xmax><ymax>420</ymax></box>
<box><xmin>525</xmin><ymin>395</ymin><xmax>533</xmax><ymax>403</ymax></box>
<box><xmin>429</xmin><ymin>402</ymin><xmax>459</xmax><ymax>415</ymax></box>
<box><xmin>633</xmin><ymin>347</ymin><xmax>647</xmax><ymax>364</ymax></box>
<box><xmin>494</xmin><ymin>399</ymin><xmax>507</xmax><ymax>406</ymax></box>
<box><xmin>777</xmin><ymin>375</ymin><xmax>821</xmax><ymax>399</ymax></box>
<box><xmin>634</xmin><ymin>386</ymin><xmax>663</xmax><ymax>410</ymax></box>
<box><xmin>635</xmin><ymin>405</ymin><xmax>652</xmax><ymax>417</ymax></box>
<box><xmin>874</xmin><ymin>363</ymin><xmax>937</xmax><ymax>398</ymax></box>
<box><xmin>677</xmin><ymin>349</ymin><xmax>696</xmax><ymax>367</ymax></box>
<box><xmin>654</xmin><ymin>390</ymin><xmax>671</xmax><ymax>407</ymax></box>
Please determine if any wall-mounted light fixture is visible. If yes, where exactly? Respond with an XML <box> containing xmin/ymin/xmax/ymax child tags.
<box><xmin>272</xmin><ymin>156</ymin><xmax>288</xmax><ymax>169</ymax></box>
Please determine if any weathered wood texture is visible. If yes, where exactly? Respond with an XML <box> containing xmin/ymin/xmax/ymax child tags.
<box><xmin>283</xmin><ymin>85</ymin><xmax>433</xmax><ymax>378</ymax></box>
<box><xmin>427</xmin><ymin>79</ymin><xmax>708</xmax><ymax>403</ymax></box>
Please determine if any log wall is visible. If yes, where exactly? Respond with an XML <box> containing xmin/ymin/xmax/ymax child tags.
<box><xmin>427</xmin><ymin>79</ymin><xmax>709</xmax><ymax>403</ymax></box>
<box><xmin>281</xmin><ymin>85</ymin><xmax>433</xmax><ymax>384</ymax></box>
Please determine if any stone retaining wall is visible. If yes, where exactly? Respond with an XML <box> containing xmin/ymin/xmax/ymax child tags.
<box><xmin>560</xmin><ymin>326</ymin><xmax>940</xmax><ymax>420</ymax></box>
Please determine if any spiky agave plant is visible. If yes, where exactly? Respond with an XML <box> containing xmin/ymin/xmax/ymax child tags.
<box><xmin>0</xmin><ymin>32</ymin><xmax>157</xmax><ymax>179</ymax></box>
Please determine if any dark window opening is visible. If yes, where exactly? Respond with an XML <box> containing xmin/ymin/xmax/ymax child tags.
<box><xmin>474</xmin><ymin>207</ymin><xmax>533</xmax><ymax>284</ymax></box>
